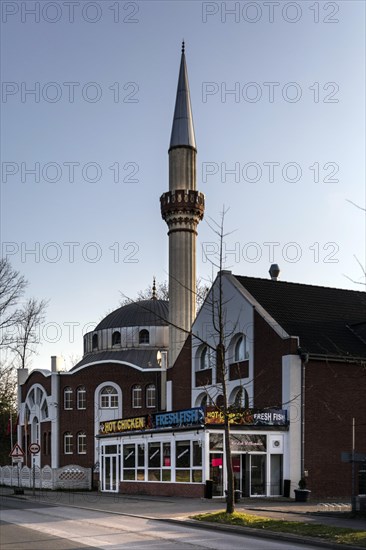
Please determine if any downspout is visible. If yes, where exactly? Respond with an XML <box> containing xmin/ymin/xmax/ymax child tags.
<box><xmin>299</xmin><ymin>349</ymin><xmax>309</xmax><ymax>478</ymax></box>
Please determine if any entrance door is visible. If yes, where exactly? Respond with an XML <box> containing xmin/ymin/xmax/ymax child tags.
<box><xmin>231</xmin><ymin>454</ymin><xmax>250</xmax><ymax>496</ymax></box>
<box><xmin>102</xmin><ymin>455</ymin><xmax>118</xmax><ymax>492</ymax></box>
<box><xmin>250</xmin><ymin>454</ymin><xmax>266</xmax><ymax>496</ymax></box>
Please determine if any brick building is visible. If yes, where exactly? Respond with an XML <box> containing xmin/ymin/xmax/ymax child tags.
<box><xmin>16</xmin><ymin>44</ymin><xmax>366</xmax><ymax>499</ymax></box>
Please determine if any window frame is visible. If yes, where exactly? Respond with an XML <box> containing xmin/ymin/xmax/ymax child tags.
<box><xmin>145</xmin><ymin>384</ymin><xmax>156</xmax><ymax>408</ymax></box>
<box><xmin>100</xmin><ymin>386</ymin><xmax>118</xmax><ymax>409</ymax></box>
<box><xmin>64</xmin><ymin>387</ymin><xmax>73</xmax><ymax>410</ymax></box>
<box><xmin>132</xmin><ymin>385</ymin><xmax>142</xmax><ymax>408</ymax></box>
<box><xmin>77</xmin><ymin>386</ymin><xmax>86</xmax><ymax>410</ymax></box>
<box><xmin>77</xmin><ymin>431</ymin><xmax>87</xmax><ymax>454</ymax></box>
<box><xmin>64</xmin><ymin>432</ymin><xmax>73</xmax><ymax>454</ymax></box>
<box><xmin>139</xmin><ymin>329</ymin><xmax>149</xmax><ymax>345</ymax></box>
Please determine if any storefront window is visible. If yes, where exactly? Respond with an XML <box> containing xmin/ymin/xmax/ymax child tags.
<box><xmin>192</xmin><ymin>441</ymin><xmax>202</xmax><ymax>467</ymax></box>
<box><xmin>123</xmin><ymin>444</ymin><xmax>136</xmax><ymax>480</ymax></box>
<box><xmin>209</xmin><ymin>433</ymin><xmax>223</xmax><ymax>451</ymax></box>
<box><xmin>176</xmin><ymin>440</ymin><xmax>190</xmax><ymax>468</ymax></box>
<box><xmin>175</xmin><ymin>440</ymin><xmax>202</xmax><ymax>483</ymax></box>
<box><xmin>148</xmin><ymin>442</ymin><xmax>161</xmax><ymax>467</ymax></box>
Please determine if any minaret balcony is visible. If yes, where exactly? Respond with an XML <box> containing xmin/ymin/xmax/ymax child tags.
<box><xmin>160</xmin><ymin>190</ymin><xmax>205</xmax><ymax>224</ymax></box>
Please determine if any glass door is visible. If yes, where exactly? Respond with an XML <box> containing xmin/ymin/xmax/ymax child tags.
<box><xmin>250</xmin><ymin>455</ymin><xmax>266</xmax><ymax>496</ymax></box>
<box><xmin>102</xmin><ymin>454</ymin><xmax>118</xmax><ymax>492</ymax></box>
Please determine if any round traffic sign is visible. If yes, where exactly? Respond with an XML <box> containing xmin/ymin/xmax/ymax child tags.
<box><xmin>28</xmin><ymin>443</ymin><xmax>40</xmax><ymax>454</ymax></box>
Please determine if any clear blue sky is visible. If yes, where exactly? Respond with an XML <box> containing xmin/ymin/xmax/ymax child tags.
<box><xmin>1</xmin><ymin>0</ymin><xmax>365</xmax><ymax>370</ymax></box>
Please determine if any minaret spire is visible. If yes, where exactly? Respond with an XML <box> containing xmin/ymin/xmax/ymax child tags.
<box><xmin>161</xmin><ymin>45</ymin><xmax>205</xmax><ymax>368</ymax></box>
<box><xmin>169</xmin><ymin>41</ymin><xmax>196</xmax><ymax>150</ymax></box>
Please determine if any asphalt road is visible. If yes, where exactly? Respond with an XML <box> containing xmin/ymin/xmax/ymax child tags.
<box><xmin>0</xmin><ymin>495</ymin><xmax>323</xmax><ymax>550</ymax></box>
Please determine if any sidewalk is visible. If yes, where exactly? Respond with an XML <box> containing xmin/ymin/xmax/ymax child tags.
<box><xmin>2</xmin><ymin>485</ymin><xmax>366</xmax><ymax>531</ymax></box>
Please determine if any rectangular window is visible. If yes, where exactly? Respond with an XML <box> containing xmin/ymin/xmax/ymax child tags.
<box><xmin>64</xmin><ymin>390</ymin><xmax>72</xmax><ymax>410</ymax></box>
<box><xmin>123</xmin><ymin>443</ymin><xmax>136</xmax><ymax>481</ymax></box>
<box><xmin>77</xmin><ymin>433</ymin><xmax>86</xmax><ymax>454</ymax></box>
<box><xmin>64</xmin><ymin>434</ymin><xmax>73</xmax><ymax>454</ymax></box>
<box><xmin>176</xmin><ymin>441</ymin><xmax>190</xmax><ymax>468</ymax></box>
<box><xmin>209</xmin><ymin>433</ymin><xmax>223</xmax><ymax>451</ymax></box>
<box><xmin>175</xmin><ymin>440</ymin><xmax>202</xmax><ymax>483</ymax></box>
<box><xmin>77</xmin><ymin>389</ymin><xmax>86</xmax><ymax>410</ymax></box>
<box><xmin>110</xmin><ymin>395</ymin><xmax>118</xmax><ymax>408</ymax></box>
<box><xmin>132</xmin><ymin>387</ymin><xmax>142</xmax><ymax>408</ymax></box>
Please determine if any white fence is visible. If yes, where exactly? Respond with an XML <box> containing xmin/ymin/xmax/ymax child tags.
<box><xmin>0</xmin><ymin>464</ymin><xmax>92</xmax><ymax>490</ymax></box>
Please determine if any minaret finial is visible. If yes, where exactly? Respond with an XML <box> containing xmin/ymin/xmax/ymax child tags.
<box><xmin>152</xmin><ymin>277</ymin><xmax>157</xmax><ymax>300</ymax></box>
<box><xmin>182</xmin><ymin>40</ymin><xmax>185</xmax><ymax>54</ymax></box>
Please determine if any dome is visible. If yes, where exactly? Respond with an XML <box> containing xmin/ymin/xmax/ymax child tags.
<box><xmin>95</xmin><ymin>299</ymin><xmax>169</xmax><ymax>330</ymax></box>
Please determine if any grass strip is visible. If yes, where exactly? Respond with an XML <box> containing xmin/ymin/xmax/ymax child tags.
<box><xmin>192</xmin><ymin>511</ymin><xmax>366</xmax><ymax>547</ymax></box>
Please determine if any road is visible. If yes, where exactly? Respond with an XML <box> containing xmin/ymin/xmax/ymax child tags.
<box><xmin>0</xmin><ymin>494</ymin><xmax>323</xmax><ymax>550</ymax></box>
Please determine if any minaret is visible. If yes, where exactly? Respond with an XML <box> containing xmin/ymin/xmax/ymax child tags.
<box><xmin>160</xmin><ymin>42</ymin><xmax>205</xmax><ymax>367</ymax></box>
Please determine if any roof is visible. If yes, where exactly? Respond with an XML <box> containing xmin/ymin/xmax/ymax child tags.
<box><xmin>234</xmin><ymin>275</ymin><xmax>366</xmax><ymax>358</ymax></box>
<box><xmin>71</xmin><ymin>349</ymin><xmax>162</xmax><ymax>371</ymax></box>
<box><xmin>95</xmin><ymin>299</ymin><xmax>169</xmax><ymax>330</ymax></box>
<box><xmin>169</xmin><ymin>44</ymin><xmax>196</xmax><ymax>150</ymax></box>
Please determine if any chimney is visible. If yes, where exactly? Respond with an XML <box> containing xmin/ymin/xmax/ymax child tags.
<box><xmin>269</xmin><ymin>264</ymin><xmax>280</xmax><ymax>281</ymax></box>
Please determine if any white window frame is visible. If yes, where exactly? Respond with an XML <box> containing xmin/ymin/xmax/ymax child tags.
<box><xmin>132</xmin><ymin>385</ymin><xmax>142</xmax><ymax>408</ymax></box>
<box><xmin>77</xmin><ymin>386</ymin><xmax>86</xmax><ymax>410</ymax></box>
<box><xmin>100</xmin><ymin>386</ymin><xmax>118</xmax><ymax>409</ymax></box>
<box><xmin>146</xmin><ymin>384</ymin><xmax>156</xmax><ymax>408</ymax></box>
<box><xmin>64</xmin><ymin>387</ymin><xmax>73</xmax><ymax>410</ymax></box>
<box><xmin>64</xmin><ymin>432</ymin><xmax>73</xmax><ymax>454</ymax></box>
<box><xmin>77</xmin><ymin>432</ymin><xmax>87</xmax><ymax>454</ymax></box>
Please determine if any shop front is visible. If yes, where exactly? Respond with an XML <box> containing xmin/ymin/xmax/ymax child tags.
<box><xmin>98</xmin><ymin>406</ymin><xmax>288</xmax><ymax>497</ymax></box>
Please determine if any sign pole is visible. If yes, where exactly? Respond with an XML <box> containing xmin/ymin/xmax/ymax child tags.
<box><xmin>352</xmin><ymin>418</ymin><xmax>355</xmax><ymax>513</ymax></box>
<box><xmin>32</xmin><ymin>456</ymin><xmax>36</xmax><ymax>497</ymax></box>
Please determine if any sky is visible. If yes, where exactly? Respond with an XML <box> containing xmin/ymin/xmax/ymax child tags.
<box><xmin>1</xmin><ymin>0</ymin><xmax>365</xmax><ymax>371</ymax></box>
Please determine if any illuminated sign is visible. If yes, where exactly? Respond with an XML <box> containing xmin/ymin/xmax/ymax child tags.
<box><xmin>153</xmin><ymin>407</ymin><xmax>204</xmax><ymax>429</ymax></box>
<box><xmin>99</xmin><ymin>407</ymin><xmax>205</xmax><ymax>435</ymax></box>
<box><xmin>205</xmin><ymin>407</ymin><xmax>287</xmax><ymax>426</ymax></box>
<box><xmin>99</xmin><ymin>416</ymin><xmax>148</xmax><ymax>435</ymax></box>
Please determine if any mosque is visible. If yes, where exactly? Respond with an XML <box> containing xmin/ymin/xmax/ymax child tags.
<box><xmin>15</xmin><ymin>44</ymin><xmax>366</xmax><ymax>500</ymax></box>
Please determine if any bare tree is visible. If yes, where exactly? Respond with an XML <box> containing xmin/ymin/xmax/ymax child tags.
<box><xmin>0</xmin><ymin>258</ymin><xmax>26</xmax><ymax>347</ymax></box>
<box><xmin>10</xmin><ymin>297</ymin><xmax>48</xmax><ymax>370</ymax></box>
<box><xmin>0</xmin><ymin>259</ymin><xmax>47</xmax><ymax>462</ymax></box>
<box><xmin>199</xmin><ymin>208</ymin><xmax>237</xmax><ymax>513</ymax></box>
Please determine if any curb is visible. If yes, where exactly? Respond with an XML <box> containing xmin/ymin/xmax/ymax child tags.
<box><xmin>171</xmin><ymin>518</ymin><xmax>366</xmax><ymax>550</ymax></box>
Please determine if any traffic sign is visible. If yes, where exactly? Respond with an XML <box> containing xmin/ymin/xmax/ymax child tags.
<box><xmin>9</xmin><ymin>443</ymin><xmax>24</xmax><ymax>458</ymax></box>
<box><xmin>12</xmin><ymin>457</ymin><xmax>24</xmax><ymax>463</ymax></box>
<box><xmin>28</xmin><ymin>443</ymin><xmax>40</xmax><ymax>454</ymax></box>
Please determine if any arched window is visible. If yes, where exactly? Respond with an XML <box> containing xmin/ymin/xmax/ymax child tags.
<box><xmin>132</xmin><ymin>385</ymin><xmax>142</xmax><ymax>408</ymax></box>
<box><xmin>200</xmin><ymin>346</ymin><xmax>209</xmax><ymax>370</ymax></box>
<box><xmin>77</xmin><ymin>431</ymin><xmax>87</xmax><ymax>454</ymax></box>
<box><xmin>112</xmin><ymin>331</ymin><xmax>121</xmax><ymax>346</ymax></box>
<box><xmin>232</xmin><ymin>386</ymin><xmax>249</xmax><ymax>409</ymax></box>
<box><xmin>64</xmin><ymin>387</ymin><xmax>73</xmax><ymax>410</ymax></box>
<box><xmin>77</xmin><ymin>386</ymin><xmax>86</xmax><ymax>409</ymax></box>
<box><xmin>92</xmin><ymin>333</ymin><xmax>98</xmax><ymax>350</ymax></box>
<box><xmin>234</xmin><ymin>335</ymin><xmax>247</xmax><ymax>362</ymax></box>
<box><xmin>100</xmin><ymin>386</ymin><xmax>118</xmax><ymax>408</ymax></box>
<box><xmin>146</xmin><ymin>384</ymin><xmax>156</xmax><ymax>408</ymax></box>
<box><xmin>83</xmin><ymin>337</ymin><xmax>87</xmax><ymax>354</ymax></box>
<box><xmin>216</xmin><ymin>394</ymin><xmax>225</xmax><ymax>408</ymax></box>
<box><xmin>139</xmin><ymin>329</ymin><xmax>149</xmax><ymax>344</ymax></box>
<box><xmin>64</xmin><ymin>432</ymin><xmax>73</xmax><ymax>454</ymax></box>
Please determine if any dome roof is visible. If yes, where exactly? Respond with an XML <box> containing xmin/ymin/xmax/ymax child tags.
<box><xmin>95</xmin><ymin>299</ymin><xmax>169</xmax><ymax>330</ymax></box>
